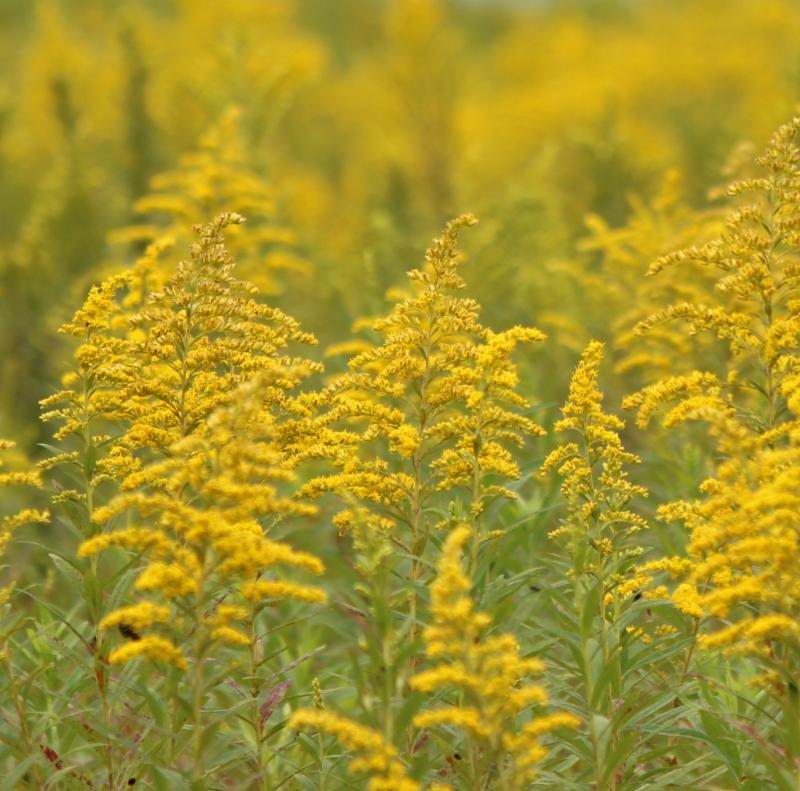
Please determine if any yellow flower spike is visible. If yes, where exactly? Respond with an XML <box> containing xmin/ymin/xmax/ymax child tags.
<box><xmin>134</xmin><ymin>562</ymin><xmax>199</xmax><ymax>599</ymax></box>
<box><xmin>56</xmin><ymin>219</ymin><xmax>327</xmax><ymax>675</ymax></box>
<box><xmin>209</xmin><ymin>627</ymin><xmax>251</xmax><ymax>647</ymax></box>
<box><xmin>624</xmin><ymin>118</ymin><xmax>800</xmax><ymax>680</ymax></box>
<box><xmin>241</xmin><ymin>580</ymin><xmax>328</xmax><ymax>605</ymax></box>
<box><xmin>282</xmin><ymin>214</ymin><xmax>546</xmax><ymax>607</ymax></box>
<box><xmin>627</xmin><ymin>117</ymin><xmax>800</xmax><ymax>436</ymax></box>
<box><xmin>109</xmin><ymin>213</ymin><xmax>321</xmax><ymax>476</ymax></box>
<box><xmin>541</xmin><ymin>342</ymin><xmax>648</xmax><ymax>601</ymax></box>
<box><xmin>411</xmin><ymin>527</ymin><xmax>577</xmax><ymax>788</ymax></box>
<box><xmin>41</xmin><ymin>269</ymin><xmax>136</xmax><ymax>448</ymax></box>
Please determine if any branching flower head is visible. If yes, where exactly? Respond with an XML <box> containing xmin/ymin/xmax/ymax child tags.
<box><xmin>111</xmin><ymin>212</ymin><xmax>320</xmax><ymax>487</ymax></box>
<box><xmin>80</xmin><ymin>376</ymin><xmax>327</xmax><ymax>667</ymax></box>
<box><xmin>411</xmin><ymin>526</ymin><xmax>578</xmax><ymax>788</ymax></box>
<box><xmin>625</xmin><ymin>118</ymin><xmax>800</xmax><ymax>690</ymax></box>
<box><xmin>541</xmin><ymin>342</ymin><xmax>647</xmax><ymax>589</ymax></box>
<box><xmin>39</xmin><ymin>269</ymin><xmax>137</xmax><ymax>509</ymax></box>
<box><xmin>283</xmin><ymin>215</ymin><xmax>545</xmax><ymax>556</ymax></box>
<box><xmin>637</xmin><ymin>389</ymin><xmax>800</xmax><ymax>682</ymax></box>
<box><xmin>624</xmin><ymin>117</ymin><xmax>800</xmax><ymax>437</ymax></box>
<box><xmin>41</xmin><ymin>213</ymin><xmax>321</xmax><ymax>533</ymax></box>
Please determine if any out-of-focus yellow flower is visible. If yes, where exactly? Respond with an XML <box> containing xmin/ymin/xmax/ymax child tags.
<box><xmin>110</xmin><ymin>107</ymin><xmax>310</xmax><ymax>297</ymax></box>
<box><xmin>0</xmin><ymin>440</ymin><xmax>49</xmax><ymax>609</ymax></box>
<box><xmin>289</xmin><ymin>709</ymin><xmax>419</xmax><ymax>791</ymax></box>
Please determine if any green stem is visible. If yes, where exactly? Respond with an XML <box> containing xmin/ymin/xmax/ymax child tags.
<box><xmin>82</xmin><ymin>361</ymin><xmax>117</xmax><ymax>789</ymax></box>
<box><xmin>99</xmin><ymin>682</ymin><xmax>116</xmax><ymax>790</ymax></box>
<box><xmin>782</xmin><ymin>653</ymin><xmax>800</xmax><ymax>783</ymax></box>
<box><xmin>2</xmin><ymin>651</ymin><xmax>42</xmax><ymax>789</ymax></box>
<box><xmin>381</xmin><ymin>572</ymin><xmax>395</xmax><ymax>746</ymax></box>
<box><xmin>249</xmin><ymin>603</ymin><xmax>270</xmax><ymax>791</ymax></box>
<box><xmin>317</xmin><ymin>729</ymin><xmax>327</xmax><ymax>791</ymax></box>
<box><xmin>597</xmin><ymin>563</ymin><xmax>619</xmax><ymax>791</ymax></box>
<box><xmin>168</xmin><ymin>668</ymin><xmax>180</xmax><ymax>765</ymax></box>
<box><xmin>404</xmin><ymin>307</ymin><xmax>437</xmax><ymax>749</ymax></box>
<box><xmin>579</xmin><ymin>586</ymin><xmax>606</xmax><ymax>791</ymax></box>
<box><xmin>191</xmin><ymin>562</ymin><xmax>208</xmax><ymax>786</ymax></box>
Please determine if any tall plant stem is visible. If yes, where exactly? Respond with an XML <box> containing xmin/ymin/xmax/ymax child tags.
<box><xmin>2</xmin><ymin>651</ymin><xmax>42</xmax><ymax>788</ymax></box>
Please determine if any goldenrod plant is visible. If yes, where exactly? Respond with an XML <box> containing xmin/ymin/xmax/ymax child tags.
<box><xmin>82</xmin><ymin>377</ymin><xmax>327</xmax><ymax>786</ymax></box>
<box><xmin>623</xmin><ymin>117</ymin><xmax>800</xmax><ymax>789</ymax></box>
<box><xmin>284</xmin><ymin>214</ymin><xmax>544</xmax><ymax>557</ymax></box>
<box><xmin>411</xmin><ymin>525</ymin><xmax>579</xmax><ymax>790</ymax></box>
<box><xmin>539</xmin><ymin>342</ymin><xmax>704</xmax><ymax>789</ymax></box>
<box><xmin>290</xmin><ymin>526</ymin><xmax>577</xmax><ymax>790</ymax></box>
<box><xmin>289</xmin><ymin>708</ymin><xmax>422</xmax><ymax>791</ymax></box>
<box><xmin>278</xmin><ymin>215</ymin><xmax>546</xmax><ymax>780</ymax></box>
<box><xmin>624</xmin><ymin>117</ymin><xmax>800</xmax><ymax>436</ymax></box>
<box><xmin>34</xmin><ymin>213</ymin><xmax>326</xmax><ymax>786</ymax></box>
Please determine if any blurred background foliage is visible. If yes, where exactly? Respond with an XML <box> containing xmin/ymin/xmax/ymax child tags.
<box><xmin>1</xmin><ymin>0</ymin><xmax>799</xmax><ymax>447</ymax></box>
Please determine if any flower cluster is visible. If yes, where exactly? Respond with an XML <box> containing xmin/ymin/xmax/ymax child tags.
<box><xmin>79</xmin><ymin>376</ymin><xmax>326</xmax><ymax>667</ymax></box>
<box><xmin>628</xmin><ymin>119</ymin><xmax>800</xmax><ymax>687</ymax></box>
<box><xmin>540</xmin><ymin>341</ymin><xmax>647</xmax><ymax>587</ymax></box>
<box><xmin>624</xmin><ymin>117</ymin><xmax>800</xmax><ymax>437</ymax></box>
<box><xmin>110</xmin><ymin>212</ymin><xmax>320</xmax><ymax>489</ymax></box>
<box><xmin>41</xmin><ymin>213</ymin><xmax>320</xmax><ymax>531</ymax></box>
<box><xmin>283</xmin><ymin>214</ymin><xmax>545</xmax><ymax>557</ymax></box>
<box><xmin>41</xmin><ymin>211</ymin><xmax>327</xmax><ymax>674</ymax></box>
<box><xmin>38</xmin><ymin>270</ymin><xmax>136</xmax><ymax>521</ymax></box>
<box><xmin>411</xmin><ymin>526</ymin><xmax>578</xmax><ymax>788</ymax></box>
<box><xmin>288</xmin><ymin>709</ymin><xmax>421</xmax><ymax>791</ymax></box>
<box><xmin>577</xmin><ymin>171</ymin><xmax>720</xmax><ymax>386</ymax></box>
<box><xmin>638</xmin><ymin>391</ymin><xmax>800</xmax><ymax>676</ymax></box>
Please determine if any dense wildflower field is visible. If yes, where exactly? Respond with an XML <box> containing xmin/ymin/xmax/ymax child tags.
<box><xmin>2</xmin><ymin>1</ymin><xmax>800</xmax><ymax>788</ymax></box>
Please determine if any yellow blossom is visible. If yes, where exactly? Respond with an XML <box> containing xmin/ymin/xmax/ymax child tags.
<box><xmin>283</xmin><ymin>215</ymin><xmax>545</xmax><ymax>568</ymax></box>
<box><xmin>109</xmin><ymin>106</ymin><xmax>310</xmax><ymax>297</ymax></box>
<box><xmin>411</xmin><ymin>526</ymin><xmax>578</xmax><ymax>788</ymax></box>
<box><xmin>99</xmin><ymin>602</ymin><xmax>171</xmax><ymax>633</ymax></box>
<box><xmin>289</xmin><ymin>709</ymin><xmax>419</xmax><ymax>791</ymax></box>
<box><xmin>626</xmin><ymin>120</ymin><xmax>800</xmax><ymax>685</ymax></box>
<box><xmin>108</xmin><ymin>636</ymin><xmax>187</xmax><ymax>669</ymax></box>
<box><xmin>541</xmin><ymin>342</ymin><xmax>648</xmax><ymax>597</ymax></box>
<box><xmin>84</xmin><ymin>376</ymin><xmax>327</xmax><ymax>663</ymax></box>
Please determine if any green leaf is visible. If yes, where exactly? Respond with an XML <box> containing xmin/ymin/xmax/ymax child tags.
<box><xmin>579</xmin><ymin>582</ymin><xmax>601</xmax><ymax>643</ymax></box>
<box><xmin>48</xmin><ymin>552</ymin><xmax>84</xmax><ymax>589</ymax></box>
<box><xmin>108</xmin><ymin>567</ymin><xmax>138</xmax><ymax>614</ymax></box>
